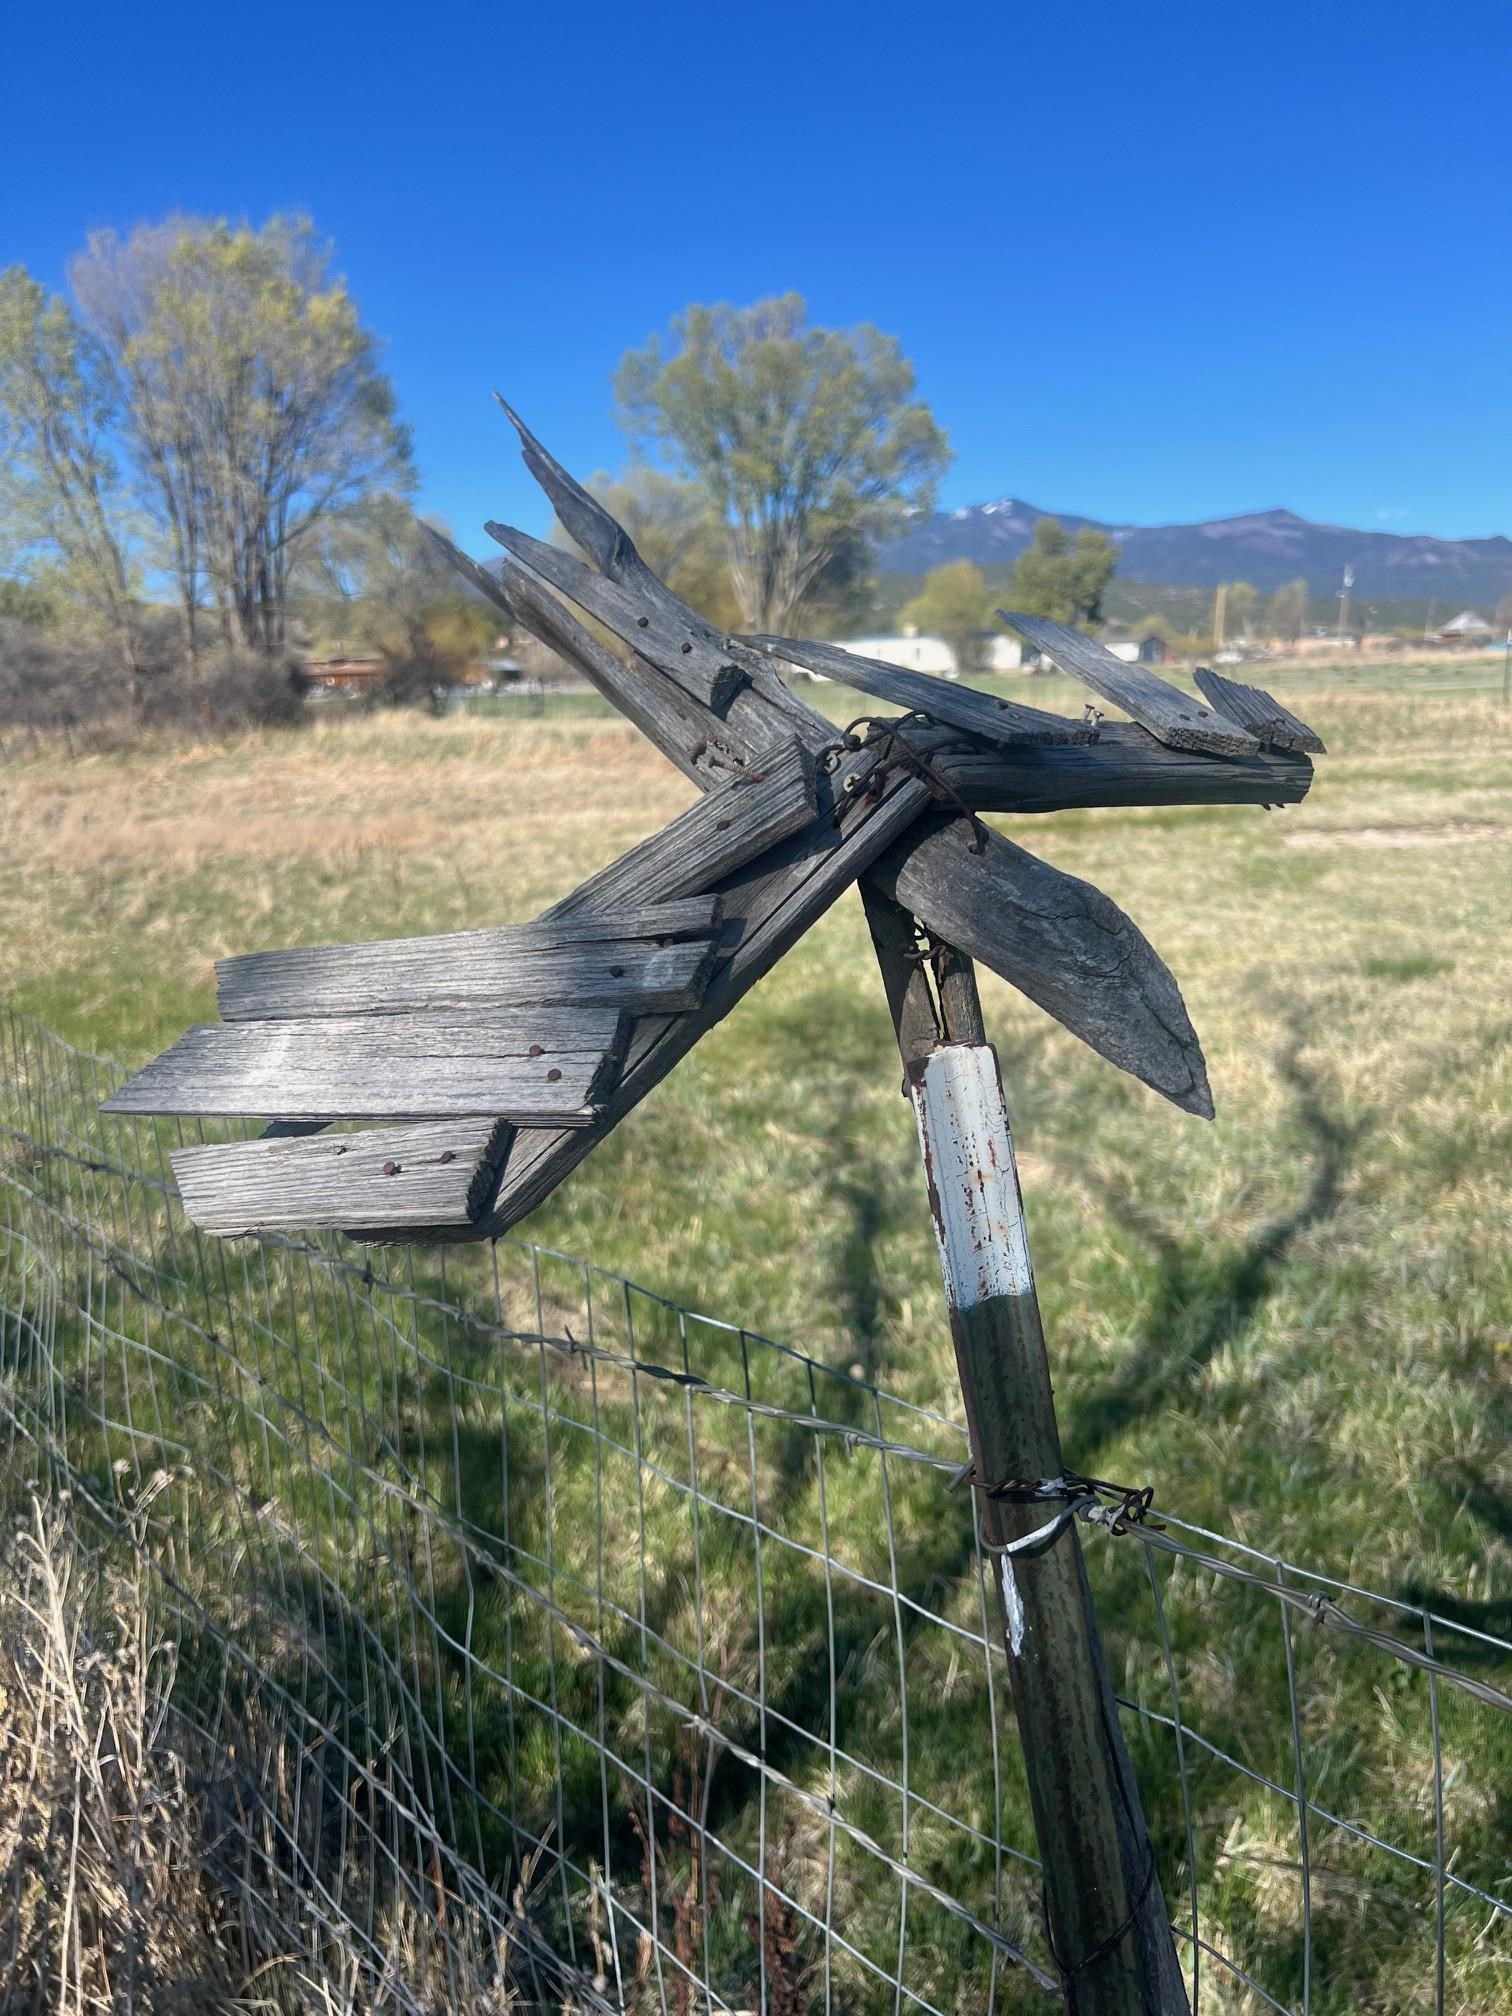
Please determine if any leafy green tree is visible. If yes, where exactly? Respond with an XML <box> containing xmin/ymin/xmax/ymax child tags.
<box><xmin>1006</xmin><ymin>518</ymin><xmax>1118</xmax><ymax>628</ymax></box>
<box><xmin>0</xmin><ymin>576</ymin><xmax>58</xmax><ymax>626</ymax></box>
<box><xmin>615</xmin><ymin>293</ymin><xmax>950</xmax><ymax>633</ymax></box>
<box><xmin>71</xmin><ymin>215</ymin><xmax>410</xmax><ymax>659</ymax></box>
<box><xmin>900</xmin><ymin>560</ymin><xmax>994</xmax><ymax>674</ymax></box>
<box><xmin>0</xmin><ymin>268</ymin><xmax>141</xmax><ymax>699</ymax></box>
<box><xmin>1266</xmin><ymin>578</ymin><xmax>1309</xmax><ymax>644</ymax></box>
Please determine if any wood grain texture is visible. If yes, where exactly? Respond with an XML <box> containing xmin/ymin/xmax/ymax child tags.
<box><xmin>486</xmin><ymin>519</ymin><xmax>750</xmax><ymax>713</ymax></box>
<box><xmin>493</xmin><ymin>400</ymin><xmax>817</xmax><ymax>746</ymax></box>
<box><xmin>998</xmin><ymin>613</ymin><xmax>1259</xmax><ymax>755</ymax></box>
<box><xmin>928</xmin><ymin>722</ymin><xmax>1312</xmax><ymax>813</ymax></box>
<box><xmin>423</xmin><ymin>528</ymin><xmax>728</xmax><ymax>783</ymax></box>
<box><xmin>873</xmin><ymin>814</ymin><xmax>1214</xmax><ymax>1117</ymax></box>
<box><xmin>217</xmin><ymin>904</ymin><xmax>721</xmax><ymax>1021</ymax></box>
<box><xmin>1193</xmin><ymin>666</ymin><xmax>1326</xmax><ymax>754</ymax></box>
<box><xmin>172</xmin><ymin>1120</ymin><xmax>513</xmax><ymax>1234</ymax></box>
<box><xmin>103</xmin><ymin>1009</ymin><xmax>627</xmax><ymax>1124</ymax></box>
<box><xmin>347</xmin><ymin>752</ymin><xmax>941</xmax><ymax>1241</ymax></box>
<box><xmin>546</xmin><ymin>737</ymin><xmax>818</xmax><ymax>915</ymax></box>
<box><xmin>740</xmin><ymin>633</ymin><xmax>1095</xmax><ymax>746</ymax></box>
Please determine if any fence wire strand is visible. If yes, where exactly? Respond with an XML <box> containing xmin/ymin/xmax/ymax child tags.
<box><xmin>0</xmin><ymin>1005</ymin><xmax>1508</xmax><ymax>2014</ymax></box>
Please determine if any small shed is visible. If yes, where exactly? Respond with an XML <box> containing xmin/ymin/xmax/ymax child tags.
<box><xmin>1439</xmin><ymin>610</ymin><xmax>1494</xmax><ymax>645</ymax></box>
<box><xmin>1105</xmin><ymin>634</ymin><xmax>1168</xmax><ymax>666</ymax></box>
<box><xmin>297</xmin><ymin>655</ymin><xmax>385</xmax><ymax>694</ymax></box>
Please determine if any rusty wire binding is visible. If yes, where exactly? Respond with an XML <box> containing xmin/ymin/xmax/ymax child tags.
<box><xmin>824</xmin><ymin>711</ymin><xmax>994</xmax><ymax>851</ymax></box>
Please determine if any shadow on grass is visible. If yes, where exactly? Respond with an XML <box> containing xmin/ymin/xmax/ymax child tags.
<box><xmin>1065</xmin><ymin>1011</ymin><xmax>1360</xmax><ymax>1469</ymax></box>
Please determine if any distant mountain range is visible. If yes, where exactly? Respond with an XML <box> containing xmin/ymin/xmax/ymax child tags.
<box><xmin>876</xmin><ymin>501</ymin><xmax>1512</xmax><ymax>608</ymax></box>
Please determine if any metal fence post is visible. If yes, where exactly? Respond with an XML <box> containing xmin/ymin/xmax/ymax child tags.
<box><xmin>866</xmin><ymin>906</ymin><xmax>1190</xmax><ymax>2014</ymax></box>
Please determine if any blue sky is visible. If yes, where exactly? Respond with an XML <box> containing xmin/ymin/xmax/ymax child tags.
<box><xmin>6</xmin><ymin>0</ymin><xmax>1511</xmax><ymax>548</ymax></box>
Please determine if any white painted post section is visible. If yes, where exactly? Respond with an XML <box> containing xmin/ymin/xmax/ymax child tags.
<box><xmin>907</xmin><ymin>1038</ymin><xmax>1189</xmax><ymax>2015</ymax></box>
<box><xmin>909</xmin><ymin>1041</ymin><xmax>1035</xmax><ymax>1318</ymax></box>
<box><xmin>911</xmin><ymin>1043</ymin><xmax>1038</xmax><ymax>1659</ymax></box>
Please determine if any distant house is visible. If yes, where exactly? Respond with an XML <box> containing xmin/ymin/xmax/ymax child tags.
<box><xmin>1439</xmin><ymin>609</ymin><xmax>1494</xmax><ymax>646</ymax></box>
<box><xmin>1105</xmin><ymin>633</ymin><xmax>1168</xmax><ymax>666</ymax></box>
<box><xmin>297</xmin><ymin>655</ymin><xmax>385</xmax><ymax>694</ymax></box>
<box><xmin>819</xmin><ymin>634</ymin><xmax>960</xmax><ymax>680</ymax></box>
<box><xmin>979</xmin><ymin>634</ymin><xmax>1028</xmax><ymax>673</ymax></box>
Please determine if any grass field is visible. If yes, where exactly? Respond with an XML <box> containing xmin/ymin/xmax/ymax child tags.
<box><xmin>2</xmin><ymin>669</ymin><xmax>1510</xmax><ymax>2009</ymax></box>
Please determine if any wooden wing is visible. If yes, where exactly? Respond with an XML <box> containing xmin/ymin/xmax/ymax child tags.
<box><xmin>107</xmin><ymin>406</ymin><xmax>1324</xmax><ymax>1244</ymax></box>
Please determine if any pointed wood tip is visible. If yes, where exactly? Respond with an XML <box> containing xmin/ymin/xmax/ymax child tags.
<box><xmin>1177</xmin><ymin>1073</ymin><xmax>1217</xmax><ymax>1122</ymax></box>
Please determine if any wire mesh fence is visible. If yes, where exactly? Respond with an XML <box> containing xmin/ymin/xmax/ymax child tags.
<box><xmin>0</xmin><ymin>1005</ymin><xmax>1507</xmax><ymax>2013</ymax></box>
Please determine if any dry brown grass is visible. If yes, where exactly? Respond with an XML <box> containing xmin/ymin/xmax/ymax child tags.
<box><xmin>0</xmin><ymin>1490</ymin><xmax>586</xmax><ymax>2016</ymax></box>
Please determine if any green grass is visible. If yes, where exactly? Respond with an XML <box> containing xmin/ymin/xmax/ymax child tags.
<box><xmin>2</xmin><ymin>670</ymin><xmax>1510</xmax><ymax>2011</ymax></box>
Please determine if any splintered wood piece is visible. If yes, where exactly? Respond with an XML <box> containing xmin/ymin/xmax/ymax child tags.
<box><xmin>486</xmin><ymin>519</ymin><xmax>749</xmax><ymax>713</ymax></box>
<box><xmin>872</xmin><ymin>815</ymin><xmax>1214</xmax><ymax>1117</ymax></box>
<box><xmin>548</xmin><ymin>737</ymin><xmax>819</xmax><ymax>915</ymax></box>
<box><xmin>102</xmin><ymin>1010</ymin><xmax>627</xmax><ymax>1125</ymax></box>
<box><xmin>493</xmin><ymin>397</ymin><xmax>815</xmax><ymax>730</ymax></box>
<box><xmin>740</xmin><ymin>634</ymin><xmax>1095</xmax><ymax>747</ymax></box>
<box><xmin>171</xmin><ymin>1119</ymin><xmax>514</xmax><ymax>1235</ymax></box>
<box><xmin>423</xmin><ymin>528</ymin><xmax>726</xmax><ymax>783</ymax></box>
<box><xmin>1193</xmin><ymin>666</ymin><xmax>1326</xmax><ymax>754</ymax></box>
<box><xmin>217</xmin><ymin>902</ymin><xmax>722</xmax><ymax>1021</ymax></box>
<box><xmin>997</xmin><ymin>613</ymin><xmax>1259</xmax><ymax>755</ymax></box>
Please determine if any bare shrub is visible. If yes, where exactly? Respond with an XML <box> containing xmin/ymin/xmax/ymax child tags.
<box><xmin>0</xmin><ymin>613</ymin><xmax>303</xmax><ymax>745</ymax></box>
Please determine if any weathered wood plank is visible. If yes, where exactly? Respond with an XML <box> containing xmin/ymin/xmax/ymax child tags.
<box><xmin>217</xmin><ymin>906</ymin><xmax>722</xmax><ymax>1022</ymax></box>
<box><xmin>872</xmin><ymin>814</ymin><xmax>1213</xmax><ymax>1116</ymax></box>
<box><xmin>424</xmin><ymin>527</ymin><xmax>729</xmax><ymax>783</ymax></box>
<box><xmin>1193</xmin><ymin>666</ymin><xmax>1326</xmax><ymax>754</ymax></box>
<box><xmin>172</xmin><ymin>1120</ymin><xmax>513</xmax><ymax>1235</ymax></box>
<box><xmin>740</xmin><ymin>633</ymin><xmax>1095</xmax><ymax>747</ymax></box>
<box><xmin>486</xmin><ymin>519</ymin><xmax>750</xmax><ymax>714</ymax></box>
<box><xmin>547</xmin><ymin>737</ymin><xmax>818</xmax><ymax>915</ymax></box>
<box><xmin>347</xmin><ymin>753</ymin><xmax>942</xmax><ymax>1241</ymax></box>
<box><xmin>927</xmin><ymin>721</ymin><xmax>1313</xmax><ymax>813</ymax></box>
<box><xmin>102</xmin><ymin>1010</ymin><xmax>627</xmax><ymax>1125</ymax></box>
<box><xmin>998</xmin><ymin>612</ymin><xmax>1259</xmax><ymax>755</ymax></box>
<box><xmin>493</xmin><ymin>400</ymin><xmax>815</xmax><ymax>739</ymax></box>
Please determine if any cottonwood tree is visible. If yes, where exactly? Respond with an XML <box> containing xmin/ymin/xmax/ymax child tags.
<box><xmin>1006</xmin><ymin>517</ymin><xmax>1118</xmax><ymax>629</ymax></box>
<box><xmin>0</xmin><ymin>268</ymin><xmax>141</xmax><ymax>703</ymax></box>
<box><xmin>615</xmin><ymin>294</ymin><xmax>949</xmax><ymax>634</ymax></box>
<box><xmin>1267</xmin><ymin>577</ymin><xmax>1309</xmax><ymax>644</ymax></box>
<box><xmin>71</xmin><ymin>215</ymin><xmax>410</xmax><ymax>661</ymax></box>
<box><xmin>900</xmin><ymin>559</ymin><xmax>994</xmax><ymax>673</ymax></box>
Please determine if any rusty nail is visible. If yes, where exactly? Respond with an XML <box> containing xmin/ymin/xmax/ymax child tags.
<box><xmin>715</xmin><ymin>818</ymin><xmax>731</xmax><ymax>831</ymax></box>
<box><xmin>609</xmin><ymin>964</ymin><xmax>625</xmax><ymax>977</ymax></box>
<box><xmin>439</xmin><ymin>1150</ymin><xmax>457</xmax><ymax>1164</ymax></box>
<box><xmin>546</xmin><ymin>1067</ymin><xmax>562</xmax><ymax>1082</ymax></box>
<box><xmin>680</xmin><ymin>641</ymin><xmax>693</xmax><ymax>654</ymax></box>
<box><xmin>636</xmin><ymin>616</ymin><xmax>649</xmax><ymax>628</ymax></box>
<box><xmin>382</xmin><ymin>1161</ymin><xmax>401</xmax><ymax>1176</ymax></box>
<box><xmin>528</xmin><ymin>1043</ymin><xmax>543</xmax><ymax>1057</ymax></box>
